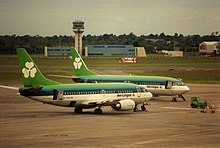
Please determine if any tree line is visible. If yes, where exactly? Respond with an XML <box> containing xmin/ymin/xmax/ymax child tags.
<box><xmin>0</xmin><ymin>33</ymin><xmax>219</xmax><ymax>54</ymax></box>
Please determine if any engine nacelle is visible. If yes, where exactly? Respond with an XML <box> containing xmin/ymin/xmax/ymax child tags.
<box><xmin>113</xmin><ymin>99</ymin><xmax>135</xmax><ymax>111</ymax></box>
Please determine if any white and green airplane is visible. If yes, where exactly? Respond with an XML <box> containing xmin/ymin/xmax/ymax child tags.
<box><xmin>14</xmin><ymin>48</ymin><xmax>153</xmax><ymax>114</ymax></box>
<box><xmin>52</xmin><ymin>48</ymin><xmax>189</xmax><ymax>101</ymax></box>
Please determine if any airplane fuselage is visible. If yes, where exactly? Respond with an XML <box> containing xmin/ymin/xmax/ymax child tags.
<box><xmin>72</xmin><ymin>75</ymin><xmax>190</xmax><ymax>96</ymax></box>
<box><xmin>19</xmin><ymin>83</ymin><xmax>152</xmax><ymax>108</ymax></box>
<box><xmin>16</xmin><ymin>48</ymin><xmax>153</xmax><ymax>114</ymax></box>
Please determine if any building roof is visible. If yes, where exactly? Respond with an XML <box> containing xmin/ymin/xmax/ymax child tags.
<box><xmin>201</xmin><ymin>41</ymin><xmax>218</xmax><ymax>45</ymax></box>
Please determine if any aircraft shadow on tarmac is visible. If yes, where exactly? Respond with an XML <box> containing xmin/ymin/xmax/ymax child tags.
<box><xmin>150</xmin><ymin>97</ymin><xmax>187</xmax><ymax>103</ymax></box>
<box><xmin>17</xmin><ymin>110</ymin><xmax>136</xmax><ymax>117</ymax></box>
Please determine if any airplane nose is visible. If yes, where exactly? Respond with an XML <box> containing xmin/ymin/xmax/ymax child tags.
<box><xmin>184</xmin><ymin>86</ymin><xmax>190</xmax><ymax>92</ymax></box>
<box><xmin>148</xmin><ymin>92</ymin><xmax>153</xmax><ymax>99</ymax></box>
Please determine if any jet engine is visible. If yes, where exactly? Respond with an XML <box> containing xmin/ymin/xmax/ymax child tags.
<box><xmin>113</xmin><ymin>99</ymin><xmax>135</xmax><ymax>111</ymax></box>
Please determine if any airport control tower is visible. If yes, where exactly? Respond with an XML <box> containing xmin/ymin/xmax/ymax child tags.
<box><xmin>73</xmin><ymin>21</ymin><xmax>84</xmax><ymax>56</ymax></box>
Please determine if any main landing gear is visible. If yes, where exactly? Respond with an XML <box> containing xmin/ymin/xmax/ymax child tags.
<box><xmin>133</xmin><ymin>103</ymin><xmax>148</xmax><ymax>112</ymax></box>
<box><xmin>94</xmin><ymin>107</ymin><xmax>103</xmax><ymax>114</ymax></box>
<box><xmin>74</xmin><ymin>107</ymin><xmax>83</xmax><ymax>114</ymax></box>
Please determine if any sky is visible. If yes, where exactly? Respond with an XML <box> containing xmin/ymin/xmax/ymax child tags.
<box><xmin>0</xmin><ymin>0</ymin><xmax>219</xmax><ymax>36</ymax></box>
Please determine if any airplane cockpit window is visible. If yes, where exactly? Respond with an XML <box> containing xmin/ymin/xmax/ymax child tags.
<box><xmin>173</xmin><ymin>81</ymin><xmax>185</xmax><ymax>86</ymax></box>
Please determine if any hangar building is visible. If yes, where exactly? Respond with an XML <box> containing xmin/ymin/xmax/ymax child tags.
<box><xmin>199</xmin><ymin>41</ymin><xmax>219</xmax><ymax>55</ymax></box>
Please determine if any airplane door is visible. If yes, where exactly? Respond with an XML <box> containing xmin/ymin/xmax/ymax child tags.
<box><xmin>57</xmin><ymin>90</ymin><xmax>64</xmax><ymax>100</ymax></box>
<box><xmin>136</xmin><ymin>87</ymin><xmax>141</xmax><ymax>97</ymax></box>
<box><xmin>53</xmin><ymin>89</ymin><xmax>58</xmax><ymax>100</ymax></box>
<box><xmin>53</xmin><ymin>89</ymin><xmax>64</xmax><ymax>100</ymax></box>
<box><xmin>165</xmin><ymin>81</ymin><xmax>172</xmax><ymax>89</ymax></box>
<box><xmin>165</xmin><ymin>81</ymin><xmax>174</xmax><ymax>94</ymax></box>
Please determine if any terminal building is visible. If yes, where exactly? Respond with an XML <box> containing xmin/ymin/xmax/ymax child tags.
<box><xmin>44</xmin><ymin>47</ymin><xmax>70</xmax><ymax>57</ymax></box>
<box><xmin>85</xmin><ymin>45</ymin><xmax>135</xmax><ymax>56</ymax></box>
<box><xmin>85</xmin><ymin>45</ymin><xmax>146</xmax><ymax>57</ymax></box>
<box><xmin>45</xmin><ymin>45</ymin><xmax>146</xmax><ymax>57</ymax></box>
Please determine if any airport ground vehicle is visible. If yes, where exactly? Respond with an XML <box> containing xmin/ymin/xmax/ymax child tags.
<box><xmin>191</xmin><ymin>96</ymin><xmax>218</xmax><ymax>113</ymax></box>
<box><xmin>190</xmin><ymin>97</ymin><xmax>207</xmax><ymax>108</ymax></box>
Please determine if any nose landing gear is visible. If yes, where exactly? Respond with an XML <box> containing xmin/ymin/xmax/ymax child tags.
<box><xmin>172</xmin><ymin>95</ymin><xmax>187</xmax><ymax>102</ymax></box>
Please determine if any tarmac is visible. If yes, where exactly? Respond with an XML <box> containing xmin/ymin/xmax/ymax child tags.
<box><xmin>0</xmin><ymin>84</ymin><xmax>220</xmax><ymax>148</ymax></box>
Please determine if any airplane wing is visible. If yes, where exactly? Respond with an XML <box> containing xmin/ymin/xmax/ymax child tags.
<box><xmin>96</xmin><ymin>98</ymin><xmax>122</xmax><ymax>105</ymax></box>
<box><xmin>82</xmin><ymin>98</ymin><xmax>122</xmax><ymax>106</ymax></box>
<box><xmin>0</xmin><ymin>85</ymin><xmax>19</xmax><ymax>90</ymax></box>
<box><xmin>48</xmin><ymin>74</ymin><xmax>79</xmax><ymax>79</ymax></box>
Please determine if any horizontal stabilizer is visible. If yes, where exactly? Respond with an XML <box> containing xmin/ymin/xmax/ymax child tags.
<box><xmin>48</xmin><ymin>74</ymin><xmax>79</xmax><ymax>79</ymax></box>
<box><xmin>0</xmin><ymin>85</ymin><xmax>19</xmax><ymax>90</ymax></box>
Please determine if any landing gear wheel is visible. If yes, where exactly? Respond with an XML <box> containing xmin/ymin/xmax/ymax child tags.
<box><xmin>172</xmin><ymin>98</ymin><xmax>177</xmax><ymax>102</ymax></box>
<box><xmin>133</xmin><ymin>107</ymin><xmax>138</xmax><ymax>112</ymax></box>
<box><xmin>74</xmin><ymin>107</ymin><xmax>83</xmax><ymax>114</ymax></box>
<box><xmin>191</xmin><ymin>104</ymin><xmax>197</xmax><ymax>108</ymax></box>
<box><xmin>133</xmin><ymin>104</ymin><xmax>138</xmax><ymax>112</ymax></box>
<box><xmin>94</xmin><ymin>108</ymin><xmax>103</xmax><ymax>114</ymax></box>
<box><xmin>141</xmin><ymin>104</ymin><xmax>147</xmax><ymax>111</ymax></box>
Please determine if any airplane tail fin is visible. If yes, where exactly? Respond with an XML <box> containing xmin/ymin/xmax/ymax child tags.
<box><xmin>70</xmin><ymin>48</ymin><xmax>97</xmax><ymax>76</ymax></box>
<box><xmin>17</xmin><ymin>48</ymin><xmax>60</xmax><ymax>87</ymax></box>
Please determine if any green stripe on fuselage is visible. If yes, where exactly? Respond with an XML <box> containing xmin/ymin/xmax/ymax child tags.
<box><xmin>19</xmin><ymin>83</ymin><xmax>144</xmax><ymax>96</ymax></box>
<box><xmin>78</xmin><ymin>75</ymin><xmax>180</xmax><ymax>83</ymax></box>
